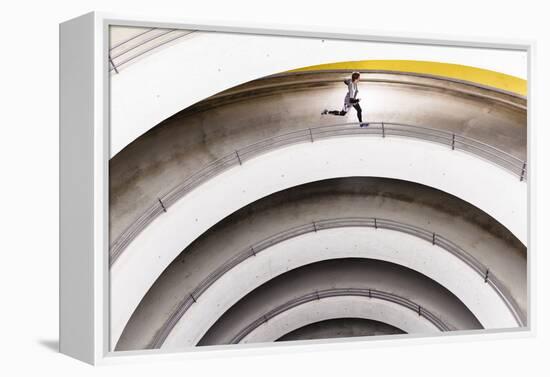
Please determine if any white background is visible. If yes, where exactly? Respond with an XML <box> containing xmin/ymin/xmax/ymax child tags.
<box><xmin>0</xmin><ymin>0</ymin><xmax>548</xmax><ymax>375</ymax></box>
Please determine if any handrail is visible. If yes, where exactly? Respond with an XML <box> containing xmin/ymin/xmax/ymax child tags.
<box><xmin>110</xmin><ymin>28</ymin><xmax>156</xmax><ymax>50</ymax></box>
<box><xmin>147</xmin><ymin>217</ymin><xmax>524</xmax><ymax>349</ymax></box>
<box><xmin>230</xmin><ymin>287</ymin><xmax>451</xmax><ymax>344</ymax></box>
<box><xmin>109</xmin><ymin>29</ymin><xmax>196</xmax><ymax>73</ymax></box>
<box><xmin>111</xmin><ymin>29</ymin><xmax>175</xmax><ymax>61</ymax></box>
<box><xmin>110</xmin><ymin>121</ymin><xmax>527</xmax><ymax>265</ymax></box>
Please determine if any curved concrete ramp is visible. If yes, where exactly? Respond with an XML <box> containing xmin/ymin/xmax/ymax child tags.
<box><xmin>115</xmin><ymin>178</ymin><xmax>524</xmax><ymax>351</ymax></box>
<box><xmin>160</xmin><ymin>227</ymin><xmax>516</xmax><ymax>348</ymax></box>
<box><xmin>110</xmin><ymin>137</ymin><xmax>526</xmax><ymax>348</ymax></box>
<box><xmin>110</xmin><ymin>71</ymin><xmax>526</xmax><ymax>251</ymax></box>
<box><xmin>198</xmin><ymin>259</ymin><xmax>481</xmax><ymax>347</ymax></box>
<box><xmin>238</xmin><ymin>295</ymin><xmax>441</xmax><ymax>344</ymax></box>
<box><xmin>109</xmin><ymin>55</ymin><xmax>527</xmax><ymax>350</ymax></box>
<box><xmin>276</xmin><ymin>318</ymin><xmax>405</xmax><ymax>342</ymax></box>
<box><xmin>109</xmin><ymin>28</ymin><xmax>526</xmax><ymax>156</ymax></box>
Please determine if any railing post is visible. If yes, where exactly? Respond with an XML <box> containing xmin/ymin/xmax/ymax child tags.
<box><xmin>309</xmin><ymin>128</ymin><xmax>314</xmax><ymax>142</ymax></box>
<box><xmin>313</xmin><ymin>221</ymin><xmax>318</xmax><ymax>232</ymax></box>
<box><xmin>250</xmin><ymin>246</ymin><xmax>256</xmax><ymax>256</ymax></box>
<box><xmin>109</xmin><ymin>55</ymin><xmax>119</xmax><ymax>74</ymax></box>
<box><xmin>520</xmin><ymin>162</ymin><xmax>526</xmax><ymax>182</ymax></box>
<box><xmin>484</xmin><ymin>268</ymin><xmax>490</xmax><ymax>283</ymax></box>
<box><xmin>315</xmin><ymin>291</ymin><xmax>321</xmax><ymax>301</ymax></box>
<box><xmin>368</xmin><ymin>288</ymin><xmax>372</xmax><ymax>298</ymax></box>
<box><xmin>418</xmin><ymin>305</ymin><xmax>422</xmax><ymax>316</ymax></box>
<box><xmin>235</xmin><ymin>150</ymin><xmax>242</xmax><ymax>165</ymax></box>
<box><xmin>382</xmin><ymin>122</ymin><xmax>385</xmax><ymax>138</ymax></box>
<box><xmin>374</xmin><ymin>218</ymin><xmax>378</xmax><ymax>229</ymax></box>
<box><xmin>432</xmin><ymin>232</ymin><xmax>436</xmax><ymax>245</ymax></box>
<box><xmin>158</xmin><ymin>198</ymin><xmax>167</xmax><ymax>212</ymax></box>
<box><xmin>189</xmin><ymin>292</ymin><xmax>197</xmax><ymax>303</ymax></box>
<box><xmin>451</xmin><ymin>133</ymin><xmax>455</xmax><ymax>150</ymax></box>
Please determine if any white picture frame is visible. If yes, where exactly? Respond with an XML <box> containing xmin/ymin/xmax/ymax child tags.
<box><xmin>59</xmin><ymin>11</ymin><xmax>535</xmax><ymax>365</ymax></box>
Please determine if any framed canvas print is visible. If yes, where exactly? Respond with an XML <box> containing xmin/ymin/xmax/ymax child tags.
<box><xmin>59</xmin><ymin>12</ymin><xmax>533</xmax><ymax>365</ymax></box>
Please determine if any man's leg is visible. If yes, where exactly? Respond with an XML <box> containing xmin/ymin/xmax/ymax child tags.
<box><xmin>325</xmin><ymin>110</ymin><xmax>347</xmax><ymax>116</ymax></box>
<box><xmin>353</xmin><ymin>103</ymin><xmax>363</xmax><ymax>123</ymax></box>
<box><xmin>354</xmin><ymin>104</ymin><xmax>369</xmax><ymax>127</ymax></box>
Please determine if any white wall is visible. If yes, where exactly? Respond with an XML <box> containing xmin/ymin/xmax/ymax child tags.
<box><xmin>110</xmin><ymin>136</ymin><xmax>527</xmax><ymax>347</ymax></box>
<box><xmin>110</xmin><ymin>31</ymin><xmax>527</xmax><ymax>156</ymax></box>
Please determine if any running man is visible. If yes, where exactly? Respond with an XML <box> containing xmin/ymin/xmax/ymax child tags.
<box><xmin>322</xmin><ymin>71</ymin><xmax>368</xmax><ymax>127</ymax></box>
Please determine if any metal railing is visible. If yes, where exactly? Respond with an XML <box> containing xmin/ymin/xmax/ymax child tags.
<box><xmin>110</xmin><ymin>121</ymin><xmax>527</xmax><ymax>265</ymax></box>
<box><xmin>230</xmin><ymin>287</ymin><xmax>451</xmax><ymax>344</ymax></box>
<box><xmin>110</xmin><ymin>28</ymin><xmax>156</xmax><ymax>49</ymax></box>
<box><xmin>109</xmin><ymin>28</ymin><xmax>195</xmax><ymax>73</ymax></box>
<box><xmin>147</xmin><ymin>217</ymin><xmax>525</xmax><ymax>349</ymax></box>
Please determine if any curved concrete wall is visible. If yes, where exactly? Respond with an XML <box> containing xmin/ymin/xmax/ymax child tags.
<box><xmin>110</xmin><ymin>30</ymin><xmax>526</xmax><ymax>156</ymax></box>
<box><xmin>111</xmin><ymin>137</ymin><xmax>526</xmax><ymax>347</ymax></box>
<box><xmin>239</xmin><ymin>297</ymin><xmax>440</xmax><ymax>344</ymax></box>
<box><xmin>199</xmin><ymin>259</ymin><xmax>480</xmax><ymax>346</ymax></box>
<box><xmin>277</xmin><ymin>318</ymin><xmax>404</xmax><ymax>341</ymax></box>
<box><xmin>161</xmin><ymin>227</ymin><xmax>516</xmax><ymax>348</ymax></box>
<box><xmin>107</xmin><ymin>29</ymin><xmax>528</xmax><ymax>351</ymax></box>
<box><xmin>110</xmin><ymin>72</ymin><xmax>527</xmax><ymax>246</ymax></box>
<box><xmin>116</xmin><ymin>177</ymin><xmax>524</xmax><ymax>350</ymax></box>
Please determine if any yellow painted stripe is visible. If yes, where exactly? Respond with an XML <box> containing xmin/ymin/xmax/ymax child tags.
<box><xmin>288</xmin><ymin>60</ymin><xmax>526</xmax><ymax>96</ymax></box>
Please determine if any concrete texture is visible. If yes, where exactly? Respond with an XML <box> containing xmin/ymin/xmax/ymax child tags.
<box><xmin>198</xmin><ymin>259</ymin><xmax>481</xmax><ymax>346</ymax></box>
<box><xmin>109</xmin><ymin>29</ymin><xmax>527</xmax><ymax>157</ymax></box>
<box><xmin>160</xmin><ymin>226</ymin><xmax>516</xmax><ymax>348</ymax></box>
<box><xmin>239</xmin><ymin>296</ymin><xmax>439</xmax><ymax>344</ymax></box>
<box><xmin>110</xmin><ymin>137</ymin><xmax>526</xmax><ymax>347</ymax></box>
<box><xmin>110</xmin><ymin>71</ymin><xmax>526</xmax><ymax>249</ymax></box>
<box><xmin>276</xmin><ymin>318</ymin><xmax>405</xmax><ymax>342</ymax></box>
<box><xmin>116</xmin><ymin>178</ymin><xmax>525</xmax><ymax>351</ymax></box>
<box><xmin>109</xmin><ymin>72</ymin><xmax>526</xmax><ymax>350</ymax></box>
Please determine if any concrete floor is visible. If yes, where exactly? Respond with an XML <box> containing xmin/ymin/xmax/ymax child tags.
<box><xmin>115</xmin><ymin>177</ymin><xmax>525</xmax><ymax>350</ymax></box>
<box><xmin>109</xmin><ymin>71</ymin><xmax>526</xmax><ymax>250</ymax></box>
